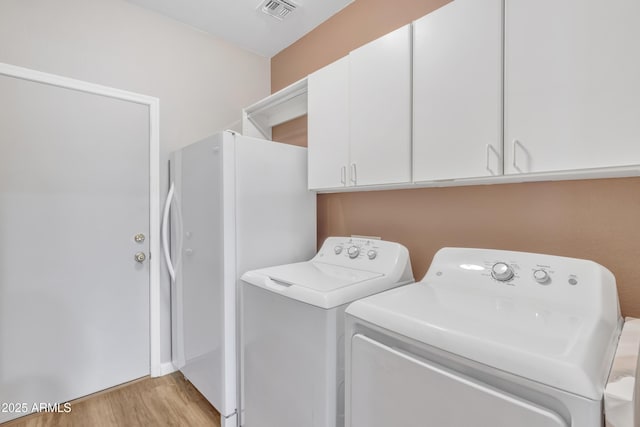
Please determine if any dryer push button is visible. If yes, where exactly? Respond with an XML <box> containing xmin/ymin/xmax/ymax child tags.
<box><xmin>533</xmin><ymin>269</ymin><xmax>550</xmax><ymax>284</ymax></box>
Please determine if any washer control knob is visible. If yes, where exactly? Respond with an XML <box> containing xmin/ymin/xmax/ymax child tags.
<box><xmin>347</xmin><ymin>246</ymin><xmax>360</xmax><ymax>259</ymax></box>
<box><xmin>491</xmin><ymin>262</ymin><xmax>514</xmax><ymax>281</ymax></box>
<box><xmin>334</xmin><ymin>246</ymin><xmax>343</xmax><ymax>255</ymax></box>
<box><xmin>367</xmin><ymin>250</ymin><xmax>377</xmax><ymax>260</ymax></box>
<box><xmin>533</xmin><ymin>269</ymin><xmax>550</xmax><ymax>284</ymax></box>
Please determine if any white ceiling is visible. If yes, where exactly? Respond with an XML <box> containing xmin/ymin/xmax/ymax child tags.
<box><xmin>125</xmin><ymin>0</ymin><xmax>354</xmax><ymax>57</ymax></box>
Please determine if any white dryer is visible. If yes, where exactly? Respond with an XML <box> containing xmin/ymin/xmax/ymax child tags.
<box><xmin>345</xmin><ymin>248</ymin><xmax>623</xmax><ymax>427</ymax></box>
<box><xmin>240</xmin><ymin>236</ymin><xmax>414</xmax><ymax>427</ymax></box>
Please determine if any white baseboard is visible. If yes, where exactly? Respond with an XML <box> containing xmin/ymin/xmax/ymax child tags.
<box><xmin>221</xmin><ymin>413</ymin><xmax>238</xmax><ymax>427</ymax></box>
<box><xmin>158</xmin><ymin>361</ymin><xmax>177</xmax><ymax>376</ymax></box>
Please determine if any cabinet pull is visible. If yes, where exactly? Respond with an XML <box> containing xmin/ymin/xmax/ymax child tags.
<box><xmin>485</xmin><ymin>144</ymin><xmax>500</xmax><ymax>175</ymax></box>
<box><xmin>340</xmin><ymin>166</ymin><xmax>346</xmax><ymax>185</ymax></box>
<box><xmin>512</xmin><ymin>139</ymin><xmax>523</xmax><ymax>172</ymax></box>
<box><xmin>350</xmin><ymin>163</ymin><xmax>357</xmax><ymax>185</ymax></box>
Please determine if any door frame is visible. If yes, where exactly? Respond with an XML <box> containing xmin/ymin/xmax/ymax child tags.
<box><xmin>0</xmin><ymin>62</ymin><xmax>162</xmax><ymax>377</ymax></box>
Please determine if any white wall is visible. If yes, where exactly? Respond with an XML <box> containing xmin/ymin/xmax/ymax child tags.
<box><xmin>0</xmin><ymin>0</ymin><xmax>271</xmax><ymax>364</ymax></box>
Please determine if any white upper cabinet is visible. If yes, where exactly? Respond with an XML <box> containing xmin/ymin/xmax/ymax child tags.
<box><xmin>307</xmin><ymin>0</ymin><xmax>640</xmax><ymax>192</ymax></box>
<box><xmin>308</xmin><ymin>56</ymin><xmax>349</xmax><ymax>190</ymax></box>
<box><xmin>413</xmin><ymin>0</ymin><xmax>503</xmax><ymax>182</ymax></box>
<box><xmin>307</xmin><ymin>25</ymin><xmax>412</xmax><ymax>190</ymax></box>
<box><xmin>349</xmin><ymin>25</ymin><xmax>412</xmax><ymax>186</ymax></box>
<box><xmin>504</xmin><ymin>0</ymin><xmax>640</xmax><ymax>174</ymax></box>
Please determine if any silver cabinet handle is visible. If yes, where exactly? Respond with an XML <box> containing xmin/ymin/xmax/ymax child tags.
<box><xmin>350</xmin><ymin>163</ymin><xmax>357</xmax><ymax>185</ymax></box>
<box><xmin>340</xmin><ymin>166</ymin><xmax>346</xmax><ymax>185</ymax></box>
<box><xmin>512</xmin><ymin>139</ymin><xmax>523</xmax><ymax>172</ymax></box>
<box><xmin>485</xmin><ymin>144</ymin><xmax>500</xmax><ymax>175</ymax></box>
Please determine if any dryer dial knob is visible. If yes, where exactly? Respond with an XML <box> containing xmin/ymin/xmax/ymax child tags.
<box><xmin>533</xmin><ymin>269</ymin><xmax>550</xmax><ymax>284</ymax></box>
<box><xmin>491</xmin><ymin>262</ymin><xmax>514</xmax><ymax>281</ymax></box>
<box><xmin>347</xmin><ymin>246</ymin><xmax>360</xmax><ymax>259</ymax></box>
<box><xmin>367</xmin><ymin>250</ymin><xmax>377</xmax><ymax>260</ymax></box>
<box><xmin>334</xmin><ymin>246</ymin><xmax>343</xmax><ymax>254</ymax></box>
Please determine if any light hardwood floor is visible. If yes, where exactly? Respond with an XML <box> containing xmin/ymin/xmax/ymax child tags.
<box><xmin>1</xmin><ymin>372</ymin><xmax>221</xmax><ymax>427</ymax></box>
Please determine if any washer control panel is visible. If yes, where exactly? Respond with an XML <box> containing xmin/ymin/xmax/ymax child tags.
<box><xmin>423</xmin><ymin>247</ymin><xmax>617</xmax><ymax>309</ymax></box>
<box><xmin>328</xmin><ymin>238</ymin><xmax>379</xmax><ymax>262</ymax></box>
<box><xmin>314</xmin><ymin>237</ymin><xmax>408</xmax><ymax>275</ymax></box>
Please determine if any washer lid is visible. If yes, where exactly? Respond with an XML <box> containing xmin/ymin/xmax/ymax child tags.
<box><xmin>346</xmin><ymin>282</ymin><xmax>621</xmax><ymax>401</ymax></box>
<box><xmin>241</xmin><ymin>261</ymin><xmax>387</xmax><ymax>309</ymax></box>
<box><xmin>263</xmin><ymin>261</ymin><xmax>383</xmax><ymax>291</ymax></box>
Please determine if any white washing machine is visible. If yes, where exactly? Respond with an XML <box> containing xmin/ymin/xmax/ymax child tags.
<box><xmin>345</xmin><ymin>247</ymin><xmax>623</xmax><ymax>427</ymax></box>
<box><xmin>240</xmin><ymin>236</ymin><xmax>414</xmax><ymax>427</ymax></box>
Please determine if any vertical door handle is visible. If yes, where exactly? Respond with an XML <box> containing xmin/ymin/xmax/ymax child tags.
<box><xmin>485</xmin><ymin>144</ymin><xmax>500</xmax><ymax>175</ymax></box>
<box><xmin>162</xmin><ymin>182</ymin><xmax>176</xmax><ymax>282</ymax></box>
<box><xmin>512</xmin><ymin>139</ymin><xmax>523</xmax><ymax>173</ymax></box>
<box><xmin>350</xmin><ymin>163</ymin><xmax>357</xmax><ymax>185</ymax></box>
<box><xmin>340</xmin><ymin>166</ymin><xmax>346</xmax><ymax>185</ymax></box>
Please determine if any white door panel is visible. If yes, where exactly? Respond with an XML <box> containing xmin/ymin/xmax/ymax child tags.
<box><xmin>308</xmin><ymin>57</ymin><xmax>350</xmax><ymax>190</ymax></box>
<box><xmin>174</xmin><ymin>136</ymin><xmax>225</xmax><ymax>409</ymax></box>
<box><xmin>349</xmin><ymin>25</ymin><xmax>412</xmax><ymax>186</ymax></box>
<box><xmin>348</xmin><ymin>334</ymin><xmax>568</xmax><ymax>427</ymax></box>
<box><xmin>504</xmin><ymin>0</ymin><xmax>640</xmax><ymax>174</ymax></box>
<box><xmin>413</xmin><ymin>0</ymin><xmax>503</xmax><ymax>181</ymax></box>
<box><xmin>0</xmin><ymin>75</ymin><xmax>149</xmax><ymax>422</ymax></box>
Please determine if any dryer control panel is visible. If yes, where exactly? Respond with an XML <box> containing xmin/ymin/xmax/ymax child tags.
<box><xmin>422</xmin><ymin>247</ymin><xmax>619</xmax><ymax>313</ymax></box>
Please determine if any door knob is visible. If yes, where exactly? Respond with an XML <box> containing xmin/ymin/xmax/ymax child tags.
<box><xmin>134</xmin><ymin>252</ymin><xmax>146</xmax><ymax>263</ymax></box>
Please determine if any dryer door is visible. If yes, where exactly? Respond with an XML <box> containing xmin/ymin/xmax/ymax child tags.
<box><xmin>348</xmin><ymin>334</ymin><xmax>569</xmax><ymax>427</ymax></box>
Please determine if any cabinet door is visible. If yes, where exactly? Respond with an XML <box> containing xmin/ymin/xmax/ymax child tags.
<box><xmin>349</xmin><ymin>25</ymin><xmax>412</xmax><ymax>186</ymax></box>
<box><xmin>413</xmin><ymin>0</ymin><xmax>503</xmax><ymax>182</ymax></box>
<box><xmin>308</xmin><ymin>56</ymin><xmax>350</xmax><ymax>190</ymax></box>
<box><xmin>504</xmin><ymin>0</ymin><xmax>640</xmax><ymax>174</ymax></box>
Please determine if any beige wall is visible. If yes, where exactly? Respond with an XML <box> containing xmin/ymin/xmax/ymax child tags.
<box><xmin>0</xmin><ymin>0</ymin><xmax>271</xmax><ymax>363</ymax></box>
<box><xmin>272</xmin><ymin>0</ymin><xmax>640</xmax><ymax>317</ymax></box>
<box><xmin>0</xmin><ymin>0</ymin><xmax>270</xmax><ymax>147</ymax></box>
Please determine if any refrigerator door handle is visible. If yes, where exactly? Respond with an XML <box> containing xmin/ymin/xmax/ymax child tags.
<box><xmin>162</xmin><ymin>181</ymin><xmax>176</xmax><ymax>282</ymax></box>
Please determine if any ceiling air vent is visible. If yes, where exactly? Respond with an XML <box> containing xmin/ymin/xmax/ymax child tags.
<box><xmin>259</xmin><ymin>0</ymin><xmax>297</xmax><ymax>20</ymax></box>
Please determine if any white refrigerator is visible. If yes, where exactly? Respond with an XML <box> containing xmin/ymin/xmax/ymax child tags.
<box><xmin>162</xmin><ymin>131</ymin><xmax>316</xmax><ymax>427</ymax></box>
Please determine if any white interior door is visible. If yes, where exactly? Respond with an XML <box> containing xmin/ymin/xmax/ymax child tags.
<box><xmin>0</xmin><ymin>73</ymin><xmax>150</xmax><ymax>422</ymax></box>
